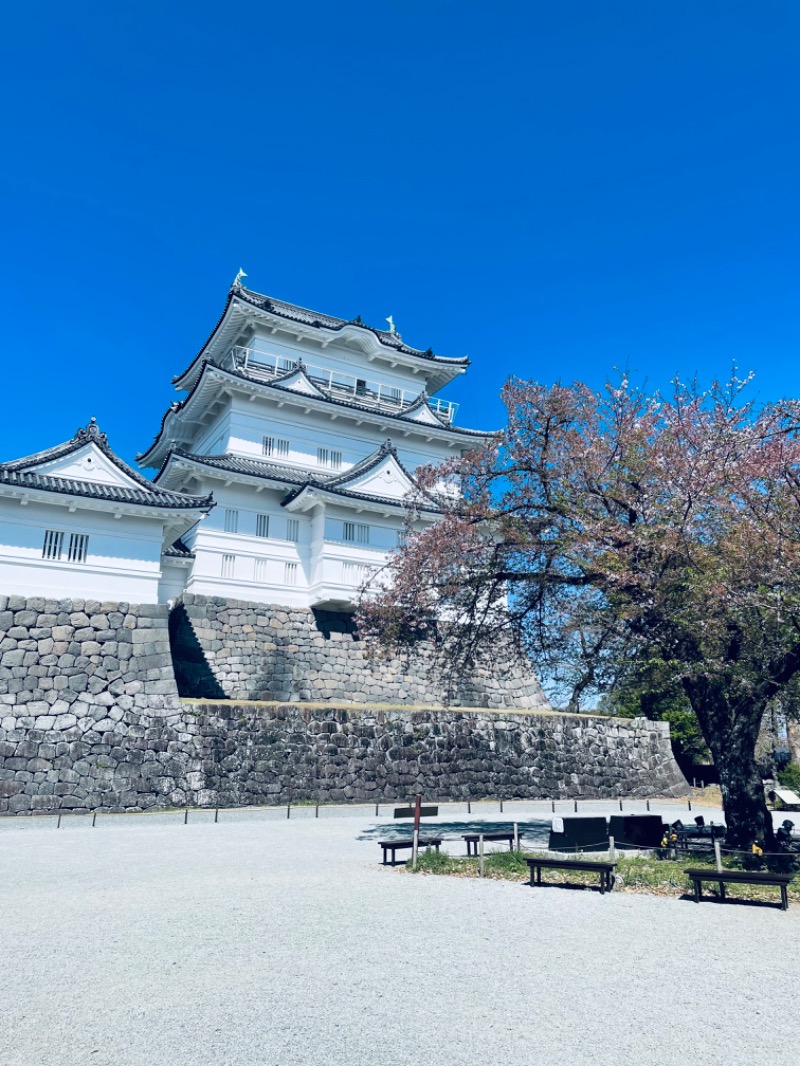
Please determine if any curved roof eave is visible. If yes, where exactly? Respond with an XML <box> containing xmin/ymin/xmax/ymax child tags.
<box><xmin>139</xmin><ymin>361</ymin><xmax>498</xmax><ymax>468</ymax></box>
<box><xmin>171</xmin><ymin>285</ymin><xmax>470</xmax><ymax>390</ymax></box>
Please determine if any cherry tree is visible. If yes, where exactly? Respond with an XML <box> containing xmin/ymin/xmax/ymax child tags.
<box><xmin>358</xmin><ymin>375</ymin><xmax>800</xmax><ymax>847</ymax></box>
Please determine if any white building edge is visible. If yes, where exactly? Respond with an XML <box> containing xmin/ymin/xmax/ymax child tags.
<box><xmin>0</xmin><ymin>282</ymin><xmax>497</xmax><ymax>609</ymax></box>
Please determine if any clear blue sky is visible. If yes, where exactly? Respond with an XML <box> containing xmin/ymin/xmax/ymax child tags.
<box><xmin>1</xmin><ymin>1</ymin><xmax>798</xmax><ymax>465</ymax></box>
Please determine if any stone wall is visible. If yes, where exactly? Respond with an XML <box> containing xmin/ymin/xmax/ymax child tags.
<box><xmin>0</xmin><ymin>595</ymin><xmax>689</xmax><ymax>813</ymax></box>
<box><xmin>170</xmin><ymin>594</ymin><xmax>548</xmax><ymax>709</ymax></box>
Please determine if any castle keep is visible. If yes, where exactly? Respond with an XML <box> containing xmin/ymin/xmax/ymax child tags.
<box><xmin>0</xmin><ymin>281</ymin><xmax>688</xmax><ymax>811</ymax></box>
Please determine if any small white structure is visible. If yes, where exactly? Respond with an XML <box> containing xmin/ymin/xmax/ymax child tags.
<box><xmin>142</xmin><ymin>283</ymin><xmax>497</xmax><ymax>608</ymax></box>
<box><xmin>0</xmin><ymin>419</ymin><xmax>212</xmax><ymax>603</ymax></box>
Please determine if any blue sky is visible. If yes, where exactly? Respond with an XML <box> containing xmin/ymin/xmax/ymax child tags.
<box><xmin>1</xmin><ymin>1</ymin><xmax>798</xmax><ymax>465</ymax></box>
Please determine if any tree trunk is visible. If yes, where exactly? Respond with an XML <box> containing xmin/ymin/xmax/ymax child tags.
<box><xmin>686</xmin><ymin>684</ymin><xmax>775</xmax><ymax>849</ymax></box>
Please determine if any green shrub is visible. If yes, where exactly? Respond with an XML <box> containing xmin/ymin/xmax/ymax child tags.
<box><xmin>778</xmin><ymin>763</ymin><xmax>800</xmax><ymax>793</ymax></box>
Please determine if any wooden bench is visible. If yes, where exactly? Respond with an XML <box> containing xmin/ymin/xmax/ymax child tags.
<box><xmin>379</xmin><ymin>838</ymin><xmax>443</xmax><ymax>867</ymax></box>
<box><xmin>526</xmin><ymin>857</ymin><xmax>616</xmax><ymax>894</ymax></box>
<box><xmin>684</xmin><ymin>867</ymin><xmax>795</xmax><ymax>911</ymax></box>
<box><xmin>463</xmin><ymin>832</ymin><xmax>516</xmax><ymax>857</ymax></box>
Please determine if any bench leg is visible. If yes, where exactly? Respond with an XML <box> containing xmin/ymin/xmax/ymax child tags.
<box><xmin>599</xmin><ymin>874</ymin><xmax>605</xmax><ymax>895</ymax></box>
<box><xmin>720</xmin><ymin>882</ymin><xmax>726</xmax><ymax>901</ymax></box>
<box><xmin>537</xmin><ymin>867</ymin><xmax>542</xmax><ymax>885</ymax></box>
<box><xmin>782</xmin><ymin>886</ymin><xmax>788</xmax><ymax>911</ymax></box>
<box><xmin>694</xmin><ymin>879</ymin><xmax>701</xmax><ymax>902</ymax></box>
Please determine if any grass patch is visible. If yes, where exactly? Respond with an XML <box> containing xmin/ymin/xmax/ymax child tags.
<box><xmin>404</xmin><ymin>847</ymin><xmax>800</xmax><ymax>903</ymax></box>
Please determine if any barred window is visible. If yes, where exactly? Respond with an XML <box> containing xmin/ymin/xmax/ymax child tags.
<box><xmin>343</xmin><ymin>522</ymin><xmax>369</xmax><ymax>544</ymax></box>
<box><xmin>254</xmin><ymin>558</ymin><xmax>268</xmax><ymax>583</ymax></box>
<box><xmin>396</xmin><ymin>529</ymin><xmax>408</xmax><ymax>548</ymax></box>
<box><xmin>224</xmin><ymin>508</ymin><xmax>239</xmax><ymax>534</ymax></box>
<box><xmin>284</xmin><ymin>562</ymin><xmax>298</xmax><ymax>586</ymax></box>
<box><xmin>286</xmin><ymin>518</ymin><xmax>300</xmax><ymax>542</ymax></box>
<box><xmin>263</xmin><ymin>437</ymin><xmax>290</xmax><ymax>458</ymax></box>
<box><xmin>317</xmin><ymin>447</ymin><xmax>329</xmax><ymax>467</ymax></box>
<box><xmin>331</xmin><ymin>451</ymin><xmax>342</xmax><ymax>470</ymax></box>
<box><xmin>221</xmin><ymin>554</ymin><xmax>235</xmax><ymax>579</ymax></box>
<box><xmin>42</xmin><ymin>529</ymin><xmax>64</xmax><ymax>560</ymax></box>
<box><xmin>256</xmin><ymin>514</ymin><xmax>270</xmax><ymax>538</ymax></box>
<box><xmin>67</xmin><ymin>533</ymin><xmax>89</xmax><ymax>563</ymax></box>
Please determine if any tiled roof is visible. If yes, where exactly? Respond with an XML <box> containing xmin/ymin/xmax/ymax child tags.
<box><xmin>162</xmin><ymin>538</ymin><xmax>195</xmax><ymax>559</ymax></box>
<box><xmin>236</xmin><ymin>285</ymin><xmax>469</xmax><ymax>364</ymax></box>
<box><xmin>0</xmin><ymin>468</ymin><xmax>212</xmax><ymax>509</ymax></box>
<box><xmin>1</xmin><ymin>419</ymin><xmax>213</xmax><ymax>511</ymax></box>
<box><xmin>138</xmin><ymin>362</ymin><xmax>495</xmax><ymax>466</ymax></box>
<box><xmin>160</xmin><ymin>443</ymin><xmax>442</xmax><ymax>514</ymax></box>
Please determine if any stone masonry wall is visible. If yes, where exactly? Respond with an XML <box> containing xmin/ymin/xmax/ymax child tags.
<box><xmin>0</xmin><ymin>595</ymin><xmax>689</xmax><ymax>814</ymax></box>
<box><xmin>0</xmin><ymin>698</ymin><xmax>688</xmax><ymax>813</ymax></box>
<box><xmin>170</xmin><ymin>594</ymin><xmax>548</xmax><ymax>709</ymax></box>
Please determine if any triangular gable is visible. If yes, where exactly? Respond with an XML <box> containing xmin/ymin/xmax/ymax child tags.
<box><xmin>399</xmin><ymin>396</ymin><xmax>447</xmax><ymax>427</ymax></box>
<box><xmin>272</xmin><ymin>365</ymin><xmax>327</xmax><ymax>398</ymax></box>
<box><xmin>330</xmin><ymin>452</ymin><xmax>417</xmax><ymax>501</ymax></box>
<box><xmin>30</xmin><ymin>441</ymin><xmax>145</xmax><ymax>489</ymax></box>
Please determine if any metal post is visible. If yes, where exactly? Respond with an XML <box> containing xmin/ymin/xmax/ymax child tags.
<box><xmin>184</xmin><ymin>808</ymin><xmax>188</xmax><ymax>825</ymax></box>
<box><xmin>551</xmin><ymin>799</ymin><xmax>555</xmax><ymax>813</ymax></box>
<box><xmin>688</xmin><ymin>798</ymin><xmax>692</xmax><ymax>811</ymax></box>
<box><xmin>619</xmin><ymin>799</ymin><xmax>623</xmax><ymax>811</ymax></box>
<box><xmin>700</xmin><ymin>780</ymin><xmax>704</xmax><ymax>790</ymax></box>
<box><xmin>479</xmin><ymin>834</ymin><xmax>485</xmax><ymax>878</ymax></box>
<box><xmin>214</xmin><ymin>807</ymin><xmax>219</xmax><ymax>823</ymax></box>
<box><xmin>375</xmin><ymin>802</ymin><xmax>379</xmax><ymax>817</ymax></box>
<box><xmin>315</xmin><ymin>803</ymin><xmax>319</xmax><ymax>818</ymax></box>
<box><xmin>609</xmin><ymin>835</ymin><xmax>616</xmax><ymax>863</ymax></box>
<box><xmin>574</xmin><ymin>800</ymin><xmax>578</xmax><ymax>813</ymax></box>
<box><xmin>92</xmin><ymin>813</ymin><xmax>96</xmax><ymax>827</ymax></box>
<box><xmin>714</xmin><ymin>840</ymin><xmax>722</xmax><ymax>873</ymax></box>
<box><xmin>287</xmin><ymin>803</ymin><xmax>291</xmax><ymax>819</ymax></box>
<box><xmin>467</xmin><ymin>800</ymin><xmax>471</xmax><ymax>814</ymax></box>
<box><xmin>412</xmin><ymin>827</ymin><xmax>419</xmax><ymax>871</ymax></box>
<box><xmin>646</xmin><ymin>799</ymin><xmax>650</xmax><ymax>812</ymax></box>
<box><xmin>500</xmin><ymin>799</ymin><xmax>503</xmax><ymax>814</ymax></box>
<box><xmin>57</xmin><ymin>813</ymin><xmax>62</xmax><ymax>829</ymax></box>
<box><xmin>513</xmin><ymin>822</ymin><xmax>519</xmax><ymax>852</ymax></box>
<box><xmin>693</xmin><ymin>776</ymin><xmax>697</xmax><ymax>788</ymax></box>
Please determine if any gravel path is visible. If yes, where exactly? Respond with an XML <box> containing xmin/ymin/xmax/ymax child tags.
<box><xmin>2</xmin><ymin>801</ymin><xmax>797</xmax><ymax>1066</ymax></box>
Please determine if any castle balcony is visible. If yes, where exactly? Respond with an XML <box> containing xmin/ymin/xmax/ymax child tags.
<box><xmin>225</xmin><ymin>346</ymin><xmax>459</xmax><ymax>425</ymax></box>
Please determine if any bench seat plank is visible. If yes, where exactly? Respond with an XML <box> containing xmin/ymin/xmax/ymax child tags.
<box><xmin>684</xmin><ymin>867</ymin><xmax>794</xmax><ymax>910</ymax></box>
<box><xmin>526</xmin><ymin>857</ymin><xmax>616</xmax><ymax>894</ymax></box>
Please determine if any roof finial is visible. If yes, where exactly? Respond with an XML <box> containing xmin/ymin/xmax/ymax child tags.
<box><xmin>385</xmin><ymin>314</ymin><xmax>396</xmax><ymax>335</ymax></box>
<box><xmin>233</xmin><ymin>267</ymin><xmax>248</xmax><ymax>288</ymax></box>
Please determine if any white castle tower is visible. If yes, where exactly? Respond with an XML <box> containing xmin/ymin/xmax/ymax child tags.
<box><xmin>140</xmin><ymin>281</ymin><xmax>496</xmax><ymax>609</ymax></box>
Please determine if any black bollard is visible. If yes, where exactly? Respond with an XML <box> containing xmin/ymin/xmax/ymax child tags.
<box><xmin>184</xmin><ymin>808</ymin><xmax>189</xmax><ymax>825</ymax></box>
<box><xmin>214</xmin><ymin>807</ymin><xmax>219</xmax><ymax>823</ymax></box>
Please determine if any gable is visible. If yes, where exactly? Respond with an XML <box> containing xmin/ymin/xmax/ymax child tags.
<box><xmin>336</xmin><ymin>453</ymin><xmax>416</xmax><ymax>501</ymax></box>
<box><xmin>273</xmin><ymin>367</ymin><xmax>327</xmax><ymax>398</ymax></box>
<box><xmin>30</xmin><ymin>443</ymin><xmax>144</xmax><ymax>489</ymax></box>
<box><xmin>399</xmin><ymin>399</ymin><xmax>446</xmax><ymax>427</ymax></box>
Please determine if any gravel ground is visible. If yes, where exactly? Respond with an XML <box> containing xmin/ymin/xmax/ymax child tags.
<box><xmin>2</xmin><ymin>800</ymin><xmax>798</xmax><ymax>1066</ymax></box>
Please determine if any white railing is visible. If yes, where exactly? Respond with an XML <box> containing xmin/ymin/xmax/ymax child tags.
<box><xmin>225</xmin><ymin>346</ymin><xmax>458</xmax><ymax>424</ymax></box>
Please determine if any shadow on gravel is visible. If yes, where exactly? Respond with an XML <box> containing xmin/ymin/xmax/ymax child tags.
<box><xmin>357</xmin><ymin>820</ymin><xmax>551</xmax><ymax>846</ymax></box>
<box><xmin>679</xmin><ymin>894</ymin><xmax>787</xmax><ymax>910</ymax></box>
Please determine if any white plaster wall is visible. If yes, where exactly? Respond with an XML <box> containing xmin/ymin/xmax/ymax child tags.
<box><xmin>0</xmin><ymin>498</ymin><xmax>165</xmax><ymax>602</ymax></box>
<box><xmin>246</xmin><ymin>327</ymin><xmax>441</xmax><ymax>397</ymax></box>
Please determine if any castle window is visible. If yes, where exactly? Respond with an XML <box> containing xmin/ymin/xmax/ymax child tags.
<box><xmin>221</xmin><ymin>554</ymin><xmax>235</xmax><ymax>579</ymax></box>
<box><xmin>224</xmin><ymin>509</ymin><xmax>239</xmax><ymax>533</ymax></box>
<box><xmin>317</xmin><ymin>448</ymin><xmax>343</xmax><ymax>470</ymax></box>
<box><xmin>42</xmin><ymin>529</ymin><xmax>64</xmax><ymax>560</ymax></box>
<box><xmin>67</xmin><ymin>533</ymin><xmax>89</xmax><ymax>563</ymax></box>
<box><xmin>284</xmin><ymin>562</ymin><xmax>298</xmax><ymax>586</ymax></box>
<box><xmin>396</xmin><ymin>530</ymin><xmax>407</xmax><ymax>548</ymax></box>
<box><xmin>254</xmin><ymin>558</ymin><xmax>268</xmax><ymax>582</ymax></box>
<box><xmin>343</xmin><ymin>522</ymin><xmax>369</xmax><ymax>544</ymax></box>
<box><xmin>256</xmin><ymin>514</ymin><xmax>270</xmax><ymax>538</ymax></box>
<box><xmin>286</xmin><ymin>518</ymin><xmax>300</xmax><ymax>542</ymax></box>
<box><xmin>263</xmin><ymin>436</ymin><xmax>290</xmax><ymax>459</ymax></box>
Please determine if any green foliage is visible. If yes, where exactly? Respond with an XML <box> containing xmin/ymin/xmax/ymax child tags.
<box><xmin>778</xmin><ymin>763</ymin><xmax>800</xmax><ymax>793</ymax></box>
<box><xmin>599</xmin><ymin>660</ymin><xmax>710</xmax><ymax>764</ymax></box>
<box><xmin>407</xmin><ymin>848</ymin><xmax>465</xmax><ymax>874</ymax></box>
